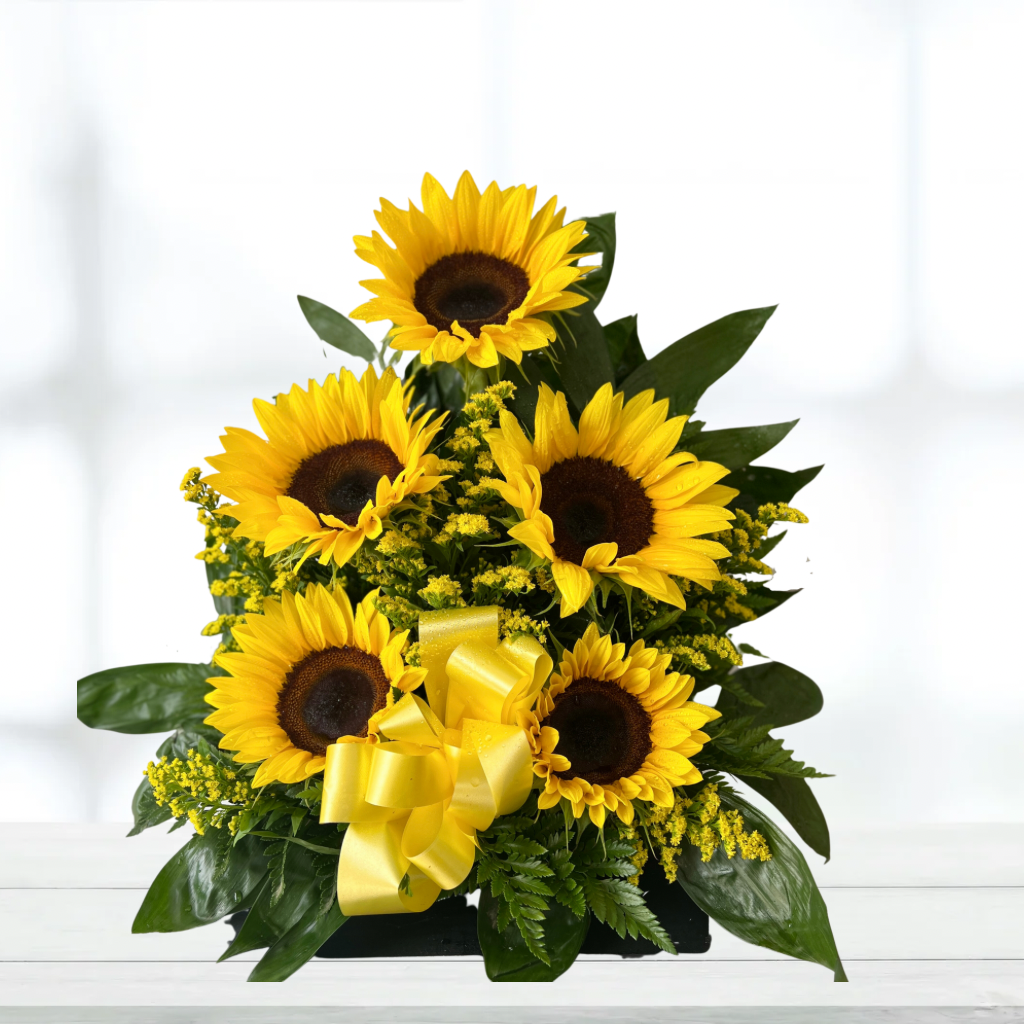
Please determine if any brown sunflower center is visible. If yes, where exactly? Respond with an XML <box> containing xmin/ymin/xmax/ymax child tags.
<box><xmin>413</xmin><ymin>252</ymin><xmax>530</xmax><ymax>338</ymax></box>
<box><xmin>276</xmin><ymin>646</ymin><xmax>390</xmax><ymax>756</ymax></box>
<box><xmin>286</xmin><ymin>439</ymin><xmax>403</xmax><ymax>526</ymax></box>
<box><xmin>546</xmin><ymin>677</ymin><xmax>652</xmax><ymax>786</ymax></box>
<box><xmin>539</xmin><ymin>456</ymin><xmax>655</xmax><ymax>564</ymax></box>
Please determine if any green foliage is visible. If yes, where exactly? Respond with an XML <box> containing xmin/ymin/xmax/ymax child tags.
<box><xmin>554</xmin><ymin>308</ymin><xmax>614</xmax><ymax>414</ymax></box>
<box><xmin>676</xmin><ymin>794</ymin><xmax>846</xmax><ymax>980</ymax></box>
<box><xmin>569</xmin><ymin>211</ymin><xmax>615</xmax><ymax>309</ymax></box>
<box><xmin>247</xmin><ymin>901</ymin><xmax>347</xmax><ymax>983</ymax></box>
<box><xmin>127</xmin><ymin>775</ymin><xmax>172</xmax><ymax>837</ymax></box>
<box><xmin>700</xmin><ymin>716</ymin><xmax>829</xmax><ymax>781</ymax></box>
<box><xmin>604</xmin><ymin>314</ymin><xmax>646</xmax><ymax>384</ymax></box>
<box><xmin>621</xmin><ymin>306</ymin><xmax>776</xmax><ymax>415</ymax></box>
<box><xmin>296</xmin><ymin>295</ymin><xmax>377</xmax><ymax>363</ymax></box>
<box><xmin>716</xmin><ymin>661</ymin><xmax>824</xmax><ymax>729</ymax></box>
<box><xmin>726</xmin><ymin>464</ymin><xmax>823</xmax><ymax>516</ymax></box>
<box><xmin>743</xmin><ymin>774</ymin><xmax>831</xmax><ymax>861</ymax></box>
<box><xmin>686</xmin><ymin>419</ymin><xmax>799</xmax><ymax>470</ymax></box>
<box><xmin>404</xmin><ymin>356</ymin><xmax>465</xmax><ymax>417</ymax></box>
<box><xmin>77</xmin><ymin>663</ymin><xmax>213</xmax><ymax>735</ymax></box>
<box><xmin>132</xmin><ymin>829</ymin><xmax>267</xmax><ymax>933</ymax></box>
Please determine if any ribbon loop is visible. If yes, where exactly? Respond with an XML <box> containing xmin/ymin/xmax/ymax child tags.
<box><xmin>321</xmin><ymin>605</ymin><xmax>552</xmax><ymax>915</ymax></box>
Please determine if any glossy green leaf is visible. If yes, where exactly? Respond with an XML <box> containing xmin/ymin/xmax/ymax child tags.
<box><xmin>297</xmin><ymin>295</ymin><xmax>377</xmax><ymax>363</ymax></box>
<box><xmin>556</xmin><ymin>308</ymin><xmax>614</xmax><ymax>414</ymax></box>
<box><xmin>126</xmin><ymin>776</ymin><xmax>171</xmax><ymax>837</ymax></box>
<box><xmin>621</xmin><ymin>306</ymin><xmax>776</xmax><ymax>414</ymax></box>
<box><xmin>686</xmin><ymin>420</ymin><xmax>798</xmax><ymax>470</ymax></box>
<box><xmin>743</xmin><ymin>774</ymin><xmax>831</xmax><ymax>861</ymax></box>
<box><xmin>604</xmin><ymin>315</ymin><xmax>646</xmax><ymax>384</ymax></box>
<box><xmin>506</xmin><ymin>352</ymin><xmax>562</xmax><ymax>425</ymax></box>
<box><xmin>220</xmin><ymin>843</ymin><xmax>321</xmax><ymax>961</ymax></box>
<box><xmin>248</xmin><ymin>901</ymin><xmax>346</xmax><ymax>982</ymax></box>
<box><xmin>78</xmin><ymin>663</ymin><xmax>214</xmax><ymax>734</ymax></box>
<box><xmin>478</xmin><ymin>890</ymin><xmax>590</xmax><ymax>982</ymax></box>
<box><xmin>569</xmin><ymin>212</ymin><xmax>615</xmax><ymax>309</ymax></box>
<box><xmin>725</xmin><ymin>464</ymin><xmax>823</xmax><ymax>515</ymax></box>
<box><xmin>133</xmin><ymin>830</ymin><xmax>267</xmax><ymax>933</ymax></box>
<box><xmin>676</xmin><ymin>794</ymin><xmax>846</xmax><ymax>980</ymax></box>
<box><xmin>716</xmin><ymin>661</ymin><xmax>823</xmax><ymax>729</ymax></box>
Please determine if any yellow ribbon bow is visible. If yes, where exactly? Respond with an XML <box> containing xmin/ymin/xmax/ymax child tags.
<box><xmin>320</xmin><ymin>606</ymin><xmax>552</xmax><ymax>915</ymax></box>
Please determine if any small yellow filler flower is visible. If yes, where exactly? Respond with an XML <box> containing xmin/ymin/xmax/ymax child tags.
<box><xmin>490</xmin><ymin>383</ymin><xmax>738</xmax><ymax>616</ymax></box>
<box><xmin>521</xmin><ymin>623</ymin><xmax>721</xmax><ymax>827</ymax></box>
<box><xmin>205</xmin><ymin>584</ymin><xmax>425</xmax><ymax>786</ymax></box>
<box><xmin>350</xmin><ymin>172</ymin><xmax>592</xmax><ymax>368</ymax></box>
<box><xmin>204</xmin><ymin>365</ymin><xmax>446</xmax><ymax>568</ymax></box>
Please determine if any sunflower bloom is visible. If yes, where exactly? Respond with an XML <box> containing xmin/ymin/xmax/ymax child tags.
<box><xmin>490</xmin><ymin>383</ymin><xmax>738</xmax><ymax>616</ymax></box>
<box><xmin>204</xmin><ymin>365</ymin><xmax>446</xmax><ymax>568</ymax></box>
<box><xmin>205</xmin><ymin>585</ymin><xmax>425</xmax><ymax>786</ymax></box>
<box><xmin>350</xmin><ymin>171</ymin><xmax>592</xmax><ymax>369</ymax></box>
<box><xmin>521</xmin><ymin>623</ymin><xmax>720</xmax><ymax>827</ymax></box>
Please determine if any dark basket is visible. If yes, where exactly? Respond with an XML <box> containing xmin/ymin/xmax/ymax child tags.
<box><xmin>228</xmin><ymin>870</ymin><xmax>709</xmax><ymax>959</ymax></box>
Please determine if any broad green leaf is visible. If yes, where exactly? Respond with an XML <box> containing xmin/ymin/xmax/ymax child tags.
<box><xmin>507</xmin><ymin>351</ymin><xmax>566</xmax><ymax>425</ymax></box>
<box><xmin>220</xmin><ymin>843</ymin><xmax>321</xmax><ymax>961</ymax></box>
<box><xmin>725</xmin><ymin>464</ymin><xmax>823</xmax><ymax>515</ymax></box>
<box><xmin>133</xmin><ymin>830</ymin><xmax>267</xmax><ymax>933</ymax></box>
<box><xmin>569</xmin><ymin>212</ymin><xmax>615</xmax><ymax>309</ymax></box>
<box><xmin>717</xmin><ymin>661</ymin><xmax>823</xmax><ymax>729</ymax></box>
<box><xmin>157</xmin><ymin>725</ymin><xmax>227</xmax><ymax>760</ymax></box>
<box><xmin>676</xmin><ymin>794</ymin><xmax>846</xmax><ymax>980</ymax></box>
<box><xmin>621</xmin><ymin>306</ymin><xmax>776</xmax><ymax>414</ymax></box>
<box><xmin>248</xmin><ymin>901</ymin><xmax>346</xmax><ymax>982</ymax></box>
<box><xmin>478</xmin><ymin>890</ymin><xmax>590</xmax><ymax>982</ymax></box>
<box><xmin>78</xmin><ymin>663</ymin><xmax>214</xmax><ymax>735</ymax></box>
<box><xmin>297</xmin><ymin>295</ymin><xmax>377</xmax><ymax>363</ymax></box>
<box><xmin>127</xmin><ymin>776</ymin><xmax>171</xmax><ymax>837</ymax></box>
<box><xmin>743</xmin><ymin>775</ymin><xmax>831</xmax><ymax>861</ymax></box>
<box><xmin>555</xmin><ymin>308</ymin><xmax>614</xmax><ymax>413</ymax></box>
<box><xmin>686</xmin><ymin>420</ymin><xmax>798</xmax><ymax>470</ymax></box>
<box><xmin>604</xmin><ymin>315</ymin><xmax>646</xmax><ymax>385</ymax></box>
<box><xmin>404</xmin><ymin>356</ymin><xmax>464</xmax><ymax>417</ymax></box>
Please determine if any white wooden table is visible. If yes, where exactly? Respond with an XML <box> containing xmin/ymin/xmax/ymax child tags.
<box><xmin>2</xmin><ymin>823</ymin><xmax>1022</xmax><ymax>1023</ymax></box>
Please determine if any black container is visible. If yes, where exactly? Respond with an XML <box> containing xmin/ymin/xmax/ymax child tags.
<box><xmin>227</xmin><ymin>870</ymin><xmax>710</xmax><ymax>959</ymax></box>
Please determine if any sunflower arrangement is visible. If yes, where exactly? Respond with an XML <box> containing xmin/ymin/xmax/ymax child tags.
<box><xmin>79</xmin><ymin>172</ymin><xmax>844</xmax><ymax>984</ymax></box>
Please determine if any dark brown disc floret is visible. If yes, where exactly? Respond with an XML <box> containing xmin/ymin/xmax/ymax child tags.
<box><xmin>545</xmin><ymin>677</ymin><xmax>653</xmax><ymax>786</ymax></box>
<box><xmin>287</xmin><ymin>439</ymin><xmax>403</xmax><ymax>526</ymax></box>
<box><xmin>413</xmin><ymin>251</ymin><xmax>530</xmax><ymax>337</ymax></box>
<box><xmin>276</xmin><ymin>646</ymin><xmax>390</xmax><ymax>756</ymax></box>
<box><xmin>539</xmin><ymin>456</ymin><xmax>655</xmax><ymax>565</ymax></box>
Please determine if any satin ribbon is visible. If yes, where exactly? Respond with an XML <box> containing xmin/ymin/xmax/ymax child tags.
<box><xmin>320</xmin><ymin>606</ymin><xmax>552</xmax><ymax>915</ymax></box>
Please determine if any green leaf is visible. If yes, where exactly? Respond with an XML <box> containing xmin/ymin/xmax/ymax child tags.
<box><xmin>743</xmin><ymin>775</ymin><xmax>831</xmax><ymax>861</ymax></box>
<box><xmin>221</xmin><ymin>844</ymin><xmax>322</xmax><ymax>961</ymax></box>
<box><xmin>725</xmin><ymin>464</ymin><xmax>823</xmax><ymax>514</ymax></box>
<box><xmin>621</xmin><ymin>306</ymin><xmax>776</xmax><ymax>415</ymax></box>
<box><xmin>677</xmin><ymin>795</ymin><xmax>845</xmax><ymax>980</ymax></box>
<box><xmin>126</xmin><ymin>776</ymin><xmax>171</xmax><ymax>837</ymax></box>
<box><xmin>478</xmin><ymin>889</ymin><xmax>590</xmax><ymax>982</ymax></box>
<box><xmin>604</xmin><ymin>315</ymin><xmax>646</xmax><ymax>385</ymax></box>
<box><xmin>686</xmin><ymin>420</ymin><xmax>799</xmax><ymax>471</ymax></box>
<box><xmin>570</xmin><ymin>212</ymin><xmax>615</xmax><ymax>309</ymax></box>
<box><xmin>506</xmin><ymin>352</ymin><xmax>562</xmax><ymax>425</ymax></box>
<box><xmin>248</xmin><ymin>900</ymin><xmax>346</xmax><ymax>982</ymax></box>
<box><xmin>133</xmin><ymin>830</ymin><xmax>267</xmax><ymax>933</ymax></box>
<box><xmin>78</xmin><ymin>663</ymin><xmax>213</xmax><ymax>735</ymax></box>
<box><xmin>717</xmin><ymin>661</ymin><xmax>823</xmax><ymax>729</ymax></box>
<box><xmin>297</xmin><ymin>295</ymin><xmax>377</xmax><ymax>362</ymax></box>
<box><xmin>555</xmin><ymin>308</ymin><xmax>614</xmax><ymax>413</ymax></box>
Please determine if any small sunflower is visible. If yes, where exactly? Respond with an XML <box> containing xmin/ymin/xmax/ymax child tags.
<box><xmin>204</xmin><ymin>365</ymin><xmax>446</xmax><ymax>568</ymax></box>
<box><xmin>349</xmin><ymin>171</ymin><xmax>592</xmax><ymax>369</ymax></box>
<box><xmin>522</xmin><ymin>623</ymin><xmax>720</xmax><ymax>827</ymax></box>
<box><xmin>205</xmin><ymin>585</ymin><xmax>425</xmax><ymax>786</ymax></box>
<box><xmin>490</xmin><ymin>383</ymin><xmax>738</xmax><ymax>616</ymax></box>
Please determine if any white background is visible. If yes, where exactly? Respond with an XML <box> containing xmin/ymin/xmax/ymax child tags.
<box><xmin>1</xmin><ymin>0</ymin><xmax>1021</xmax><ymax>839</ymax></box>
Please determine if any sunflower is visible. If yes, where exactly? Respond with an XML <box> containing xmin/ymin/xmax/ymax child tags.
<box><xmin>349</xmin><ymin>171</ymin><xmax>592</xmax><ymax>369</ymax></box>
<box><xmin>204</xmin><ymin>365</ymin><xmax>446</xmax><ymax>568</ymax></box>
<box><xmin>205</xmin><ymin>585</ymin><xmax>425</xmax><ymax>786</ymax></box>
<box><xmin>489</xmin><ymin>383</ymin><xmax>739</xmax><ymax>616</ymax></box>
<box><xmin>521</xmin><ymin>624</ymin><xmax>720</xmax><ymax>827</ymax></box>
